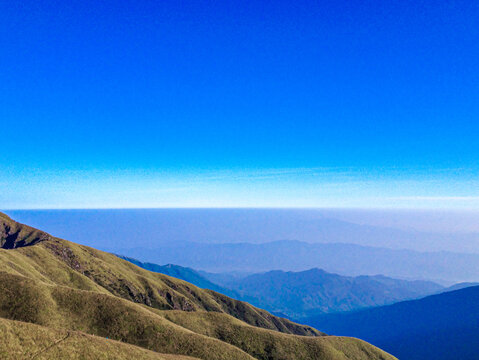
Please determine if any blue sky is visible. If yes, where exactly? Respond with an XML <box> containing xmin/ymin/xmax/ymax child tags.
<box><xmin>1</xmin><ymin>0</ymin><xmax>478</xmax><ymax>209</ymax></box>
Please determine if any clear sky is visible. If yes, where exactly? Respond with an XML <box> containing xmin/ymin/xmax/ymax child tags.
<box><xmin>1</xmin><ymin>0</ymin><xmax>478</xmax><ymax>209</ymax></box>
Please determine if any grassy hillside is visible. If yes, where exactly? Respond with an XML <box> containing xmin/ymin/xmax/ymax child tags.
<box><xmin>0</xmin><ymin>317</ymin><xmax>199</xmax><ymax>360</ymax></box>
<box><xmin>0</xmin><ymin>212</ymin><xmax>48</xmax><ymax>248</ymax></box>
<box><xmin>0</xmin><ymin>212</ymin><xmax>396</xmax><ymax>360</ymax></box>
<box><xmin>158</xmin><ymin>310</ymin><xmax>394</xmax><ymax>360</ymax></box>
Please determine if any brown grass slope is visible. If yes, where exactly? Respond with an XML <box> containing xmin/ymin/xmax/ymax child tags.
<box><xmin>159</xmin><ymin>310</ymin><xmax>394</xmax><ymax>360</ymax></box>
<box><xmin>0</xmin><ymin>212</ymin><xmax>48</xmax><ymax>249</ymax></box>
<box><xmin>0</xmin><ymin>317</ymin><xmax>199</xmax><ymax>360</ymax></box>
<box><xmin>0</xmin><ymin>212</ymin><xmax>397</xmax><ymax>360</ymax></box>
<box><xmin>0</xmin><ymin>271</ymin><xmax>254</xmax><ymax>360</ymax></box>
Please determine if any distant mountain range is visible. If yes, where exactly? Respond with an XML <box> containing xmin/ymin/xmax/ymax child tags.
<box><xmin>215</xmin><ymin>269</ymin><xmax>443</xmax><ymax>318</ymax></box>
<box><xmin>7</xmin><ymin>209</ymin><xmax>479</xmax><ymax>253</ymax></box>
<box><xmin>115</xmin><ymin>240</ymin><xmax>479</xmax><ymax>282</ymax></box>
<box><xmin>0</xmin><ymin>212</ymin><xmax>396</xmax><ymax>360</ymax></box>
<box><xmin>303</xmin><ymin>286</ymin><xmax>479</xmax><ymax>360</ymax></box>
<box><xmin>440</xmin><ymin>281</ymin><xmax>479</xmax><ymax>292</ymax></box>
<box><xmin>119</xmin><ymin>256</ymin><xmax>446</xmax><ymax>319</ymax></box>
<box><xmin>117</xmin><ymin>255</ymin><xmax>239</xmax><ymax>298</ymax></box>
<box><xmin>10</xmin><ymin>210</ymin><xmax>479</xmax><ymax>283</ymax></box>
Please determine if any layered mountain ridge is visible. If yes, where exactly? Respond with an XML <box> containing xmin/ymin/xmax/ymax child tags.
<box><xmin>0</xmin><ymin>212</ymin><xmax>395</xmax><ymax>360</ymax></box>
<box><xmin>119</xmin><ymin>256</ymin><xmax>443</xmax><ymax>319</ymax></box>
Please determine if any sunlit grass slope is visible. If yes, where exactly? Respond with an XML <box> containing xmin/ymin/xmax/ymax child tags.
<box><xmin>0</xmin><ymin>212</ymin><xmax>396</xmax><ymax>360</ymax></box>
<box><xmin>0</xmin><ymin>317</ymin><xmax>199</xmax><ymax>360</ymax></box>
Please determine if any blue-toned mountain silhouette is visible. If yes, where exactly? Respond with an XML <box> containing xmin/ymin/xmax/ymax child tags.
<box><xmin>303</xmin><ymin>285</ymin><xmax>479</xmax><ymax>360</ymax></box>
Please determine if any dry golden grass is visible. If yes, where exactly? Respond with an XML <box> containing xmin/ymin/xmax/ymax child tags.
<box><xmin>0</xmin><ymin>317</ymin><xmax>199</xmax><ymax>360</ymax></box>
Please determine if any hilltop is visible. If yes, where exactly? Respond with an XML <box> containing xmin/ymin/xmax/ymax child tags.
<box><xmin>0</xmin><ymin>212</ymin><xmax>395</xmax><ymax>360</ymax></box>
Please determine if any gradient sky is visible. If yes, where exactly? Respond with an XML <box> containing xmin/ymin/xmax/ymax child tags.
<box><xmin>1</xmin><ymin>0</ymin><xmax>479</xmax><ymax>209</ymax></box>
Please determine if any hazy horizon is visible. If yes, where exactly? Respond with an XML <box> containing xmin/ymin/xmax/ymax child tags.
<box><xmin>5</xmin><ymin>208</ymin><xmax>479</xmax><ymax>253</ymax></box>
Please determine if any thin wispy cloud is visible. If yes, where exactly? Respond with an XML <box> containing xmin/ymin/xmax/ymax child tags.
<box><xmin>2</xmin><ymin>166</ymin><xmax>479</xmax><ymax>209</ymax></box>
<box><xmin>389</xmin><ymin>196</ymin><xmax>479</xmax><ymax>201</ymax></box>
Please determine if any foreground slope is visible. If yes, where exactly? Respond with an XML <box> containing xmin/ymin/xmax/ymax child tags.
<box><xmin>0</xmin><ymin>317</ymin><xmax>198</xmax><ymax>360</ymax></box>
<box><xmin>304</xmin><ymin>286</ymin><xmax>479</xmax><ymax>360</ymax></box>
<box><xmin>0</xmin><ymin>212</ymin><xmax>396</xmax><ymax>360</ymax></box>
